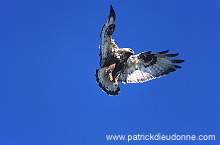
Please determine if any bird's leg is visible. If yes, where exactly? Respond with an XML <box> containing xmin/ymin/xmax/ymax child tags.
<box><xmin>109</xmin><ymin>73</ymin><xmax>113</xmax><ymax>82</ymax></box>
<box><xmin>113</xmin><ymin>73</ymin><xmax>120</xmax><ymax>86</ymax></box>
<box><xmin>105</xmin><ymin>63</ymin><xmax>116</xmax><ymax>82</ymax></box>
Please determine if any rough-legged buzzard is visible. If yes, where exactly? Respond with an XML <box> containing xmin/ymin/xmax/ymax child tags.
<box><xmin>96</xmin><ymin>5</ymin><xmax>184</xmax><ymax>95</ymax></box>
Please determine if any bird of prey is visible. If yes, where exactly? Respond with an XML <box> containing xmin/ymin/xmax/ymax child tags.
<box><xmin>96</xmin><ymin>5</ymin><xmax>184</xmax><ymax>96</ymax></box>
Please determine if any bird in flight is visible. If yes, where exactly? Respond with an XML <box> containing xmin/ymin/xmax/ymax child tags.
<box><xmin>96</xmin><ymin>5</ymin><xmax>184</xmax><ymax>96</ymax></box>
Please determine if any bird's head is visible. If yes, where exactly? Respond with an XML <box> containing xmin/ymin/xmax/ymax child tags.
<box><xmin>120</xmin><ymin>48</ymin><xmax>134</xmax><ymax>55</ymax></box>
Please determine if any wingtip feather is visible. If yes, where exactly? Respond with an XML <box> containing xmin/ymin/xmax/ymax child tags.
<box><xmin>166</xmin><ymin>53</ymin><xmax>179</xmax><ymax>57</ymax></box>
<box><xmin>109</xmin><ymin>5</ymin><xmax>116</xmax><ymax>21</ymax></box>
<box><xmin>170</xmin><ymin>59</ymin><xmax>185</xmax><ymax>63</ymax></box>
<box><xmin>159</xmin><ymin>50</ymin><xmax>169</xmax><ymax>54</ymax></box>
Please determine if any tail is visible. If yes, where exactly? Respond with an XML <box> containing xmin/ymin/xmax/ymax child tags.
<box><xmin>96</xmin><ymin>67</ymin><xmax>120</xmax><ymax>96</ymax></box>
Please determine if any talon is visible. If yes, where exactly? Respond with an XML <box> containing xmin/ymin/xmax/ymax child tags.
<box><xmin>109</xmin><ymin>76</ymin><xmax>113</xmax><ymax>81</ymax></box>
<box><xmin>113</xmin><ymin>82</ymin><xmax>118</xmax><ymax>86</ymax></box>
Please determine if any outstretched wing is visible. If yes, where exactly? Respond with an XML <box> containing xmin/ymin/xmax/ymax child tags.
<box><xmin>119</xmin><ymin>50</ymin><xmax>184</xmax><ymax>83</ymax></box>
<box><xmin>99</xmin><ymin>5</ymin><xmax>119</xmax><ymax>68</ymax></box>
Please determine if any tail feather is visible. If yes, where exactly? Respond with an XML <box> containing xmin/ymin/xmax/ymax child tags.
<box><xmin>96</xmin><ymin>68</ymin><xmax>120</xmax><ymax>96</ymax></box>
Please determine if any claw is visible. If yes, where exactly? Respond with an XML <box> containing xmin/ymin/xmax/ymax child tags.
<box><xmin>109</xmin><ymin>76</ymin><xmax>113</xmax><ymax>81</ymax></box>
<box><xmin>113</xmin><ymin>82</ymin><xmax>118</xmax><ymax>86</ymax></box>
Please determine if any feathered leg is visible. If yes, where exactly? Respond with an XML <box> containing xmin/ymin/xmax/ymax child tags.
<box><xmin>113</xmin><ymin>73</ymin><xmax>120</xmax><ymax>86</ymax></box>
<box><xmin>105</xmin><ymin>63</ymin><xmax>116</xmax><ymax>82</ymax></box>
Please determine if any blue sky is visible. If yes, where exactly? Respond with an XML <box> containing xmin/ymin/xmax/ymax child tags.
<box><xmin>0</xmin><ymin>0</ymin><xmax>219</xmax><ymax>145</ymax></box>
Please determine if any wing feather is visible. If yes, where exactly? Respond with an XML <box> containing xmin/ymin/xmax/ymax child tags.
<box><xmin>99</xmin><ymin>5</ymin><xmax>119</xmax><ymax>68</ymax></box>
<box><xmin>119</xmin><ymin>50</ymin><xmax>184</xmax><ymax>83</ymax></box>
